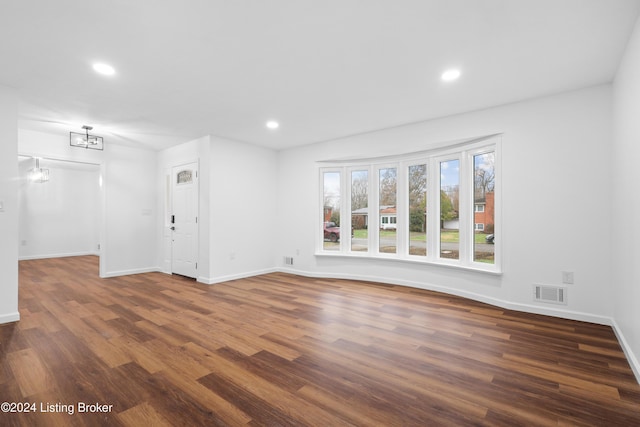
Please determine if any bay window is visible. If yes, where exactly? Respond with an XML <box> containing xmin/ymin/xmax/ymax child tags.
<box><xmin>318</xmin><ymin>136</ymin><xmax>500</xmax><ymax>273</ymax></box>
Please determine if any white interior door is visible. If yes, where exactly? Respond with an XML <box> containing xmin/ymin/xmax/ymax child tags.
<box><xmin>171</xmin><ymin>162</ymin><xmax>198</xmax><ymax>278</ymax></box>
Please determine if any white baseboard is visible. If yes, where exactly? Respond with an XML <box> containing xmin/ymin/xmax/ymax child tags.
<box><xmin>277</xmin><ymin>267</ymin><xmax>611</xmax><ymax>325</ymax></box>
<box><xmin>19</xmin><ymin>251</ymin><xmax>99</xmax><ymax>261</ymax></box>
<box><xmin>198</xmin><ymin>267</ymin><xmax>278</xmax><ymax>285</ymax></box>
<box><xmin>611</xmin><ymin>319</ymin><xmax>640</xmax><ymax>385</ymax></box>
<box><xmin>277</xmin><ymin>267</ymin><xmax>640</xmax><ymax>384</ymax></box>
<box><xmin>100</xmin><ymin>267</ymin><xmax>161</xmax><ymax>278</ymax></box>
<box><xmin>0</xmin><ymin>311</ymin><xmax>20</xmax><ymax>324</ymax></box>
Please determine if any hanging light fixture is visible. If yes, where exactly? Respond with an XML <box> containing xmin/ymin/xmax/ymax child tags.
<box><xmin>70</xmin><ymin>125</ymin><xmax>104</xmax><ymax>150</ymax></box>
<box><xmin>30</xmin><ymin>157</ymin><xmax>50</xmax><ymax>183</ymax></box>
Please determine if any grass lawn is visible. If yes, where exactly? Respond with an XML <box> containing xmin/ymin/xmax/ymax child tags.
<box><xmin>353</xmin><ymin>229</ymin><xmax>368</xmax><ymax>239</ymax></box>
<box><xmin>354</xmin><ymin>229</ymin><xmax>400</xmax><ymax>239</ymax></box>
<box><xmin>443</xmin><ymin>231</ymin><xmax>491</xmax><ymax>244</ymax></box>
<box><xmin>354</xmin><ymin>229</ymin><xmax>490</xmax><ymax>244</ymax></box>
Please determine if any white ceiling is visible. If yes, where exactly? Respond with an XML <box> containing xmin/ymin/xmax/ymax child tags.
<box><xmin>1</xmin><ymin>0</ymin><xmax>639</xmax><ymax>151</ymax></box>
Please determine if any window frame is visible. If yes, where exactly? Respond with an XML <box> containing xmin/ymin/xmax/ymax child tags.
<box><xmin>469</xmin><ymin>146</ymin><xmax>499</xmax><ymax>268</ymax></box>
<box><xmin>348</xmin><ymin>166</ymin><xmax>371</xmax><ymax>255</ymax></box>
<box><xmin>317</xmin><ymin>136</ymin><xmax>501</xmax><ymax>274</ymax></box>
<box><xmin>375</xmin><ymin>163</ymin><xmax>400</xmax><ymax>257</ymax></box>
<box><xmin>436</xmin><ymin>153</ymin><xmax>463</xmax><ymax>265</ymax></box>
<box><xmin>406</xmin><ymin>161</ymin><xmax>428</xmax><ymax>259</ymax></box>
<box><xmin>319</xmin><ymin>168</ymin><xmax>344</xmax><ymax>252</ymax></box>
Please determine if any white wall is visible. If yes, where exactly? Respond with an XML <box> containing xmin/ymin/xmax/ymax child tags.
<box><xmin>157</xmin><ymin>135</ymin><xmax>278</xmax><ymax>284</ymax></box>
<box><xmin>18</xmin><ymin>159</ymin><xmax>99</xmax><ymax>260</ymax></box>
<box><xmin>19</xmin><ymin>129</ymin><xmax>158</xmax><ymax>277</ymax></box>
<box><xmin>277</xmin><ymin>85</ymin><xmax>613</xmax><ymax>323</ymax></box>
<box><xmin>0</xmin><ymin>85</ymin><xmax>19</xmax><ymax>324</ymax></box>
<box><xmin>102</xmin><ymin>145</ymin><xmax>157</xmax><ymax>276</ymax></box>
<box><xmin>612</xmin><ymin>16</ymin><xmax>640</xmax><ymax>381</ymax></box>
<box><xmin>207</xmin><ymin>136</ymin><xmax>278</xmax><ymax>283</ymax></box>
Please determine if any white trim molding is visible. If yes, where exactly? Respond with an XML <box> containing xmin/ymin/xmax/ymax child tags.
<box><xmin>100</xmin><ymin>267</ymin><xmax>161</xmax><ymax>278</ymax></box>
<box><xmin>0</xmin><ymin>311</ymin><xmax>20</xmax><ymax>325</ymax></box>
<box><xmin>277</xmin><ymin>267</ymin><xmax>611</xmax><ymax>325</ymax></box>
<box><xmin>198</xmin><ymin>267</ymin><xmax>278</xmax><ymax>285</ymax></box>
<box><xmin>19</xmin><ymin>251</ymin><xmax>99</xmax><ymax>261</ymax></box>
<box><xmin>611</xmin><ymin>319</ymin><xmax>640</xmax><ymax>385</ymax></box>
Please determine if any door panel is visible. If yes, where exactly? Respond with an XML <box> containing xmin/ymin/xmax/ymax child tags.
<box><xmin>171</xmin><ymin>163</ymin><xmax>198</xmax><ymax>278</ymax></box>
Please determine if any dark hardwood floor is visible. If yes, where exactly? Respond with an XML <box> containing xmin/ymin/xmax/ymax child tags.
<box><xmin>1</xmin><ymin>256</ymin><xmax>639</xmax><ymax>426</ymax></box>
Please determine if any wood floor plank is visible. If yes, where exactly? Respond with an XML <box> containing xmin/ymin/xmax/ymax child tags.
<box><xmin>0</xmin><ymin>256</ymin><xmax>639</xmax><ymax>426</ymax></box>
<box><xmin>7</xmin><ymin>348</ymin><xmax>53</xmax><ymax>397</ymax></box>
<box><xmin>117</xmin><ymin>402</ymin><xmax>173</xmax><ymax>427</ymax></box>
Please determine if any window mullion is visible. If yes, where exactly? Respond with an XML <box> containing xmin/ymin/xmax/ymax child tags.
<box><xmin>371</xmin><ymin>165</ymin><xmax>380</xmax><ymax>256</ymax></box>
<box><xmin>458</xmin><ymin>152</ymin><xmax>472</xmax><ymax>264</ymax></box>
<box><xmin>396</xmin><ymin>161</ymin><xmax>408</xmax><ymax>257</ymax></box>
<box><xmin>427</xmin><ymin>158</ymin><xmax>439</xmax><ymax>260</ymax></box>
<box><xmin>342</xmin><ymin>166</ymin><xmax>351</xmax><ymax>254</ymax></box>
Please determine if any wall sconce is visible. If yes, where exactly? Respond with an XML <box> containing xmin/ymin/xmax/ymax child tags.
<box><xmin>70</xmin><ymin>125</ymin><xmax>104</xmax><ymax>150</ymax></box>
<box><xmin>30</xmin><ymin>157</ymin><xmax>50</xmax><ymax>183</ymax></box>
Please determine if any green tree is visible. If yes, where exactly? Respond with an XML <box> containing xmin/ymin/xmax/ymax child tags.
<box><xmin>409</xmin><ymin>208</ymin><xmax>425</xmax><ymax>232</ymax></box>
<box><xmin>330</xmin><ymin>211</ymin><xmax>340</xmax><ymax>226</ymax></box>
<box><xmin>408</xmin><ymin>165</ymin><xmax>427</xmax><ymax>232</ymax></box>
<box><xmin>440</xmin><ymin>190</ymin><xmax>456</xmax><ymax>224</ymax></box>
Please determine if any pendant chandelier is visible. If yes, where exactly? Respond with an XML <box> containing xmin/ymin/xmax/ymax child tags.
<box><xmin>70</xmin><ymin>125</ymin><xmax>104</xmax><ymax>150</ymax></box>
<box><xmin>30</xmin><ymin>157</ymin><xmax>50</xmax><ymax>183</ymax></box>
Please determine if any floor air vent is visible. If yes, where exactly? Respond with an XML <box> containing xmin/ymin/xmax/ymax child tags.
<box><xmin>533</xmin><ymin>285</ymin><xmax>567</xmax><ymax>305</ymax></box>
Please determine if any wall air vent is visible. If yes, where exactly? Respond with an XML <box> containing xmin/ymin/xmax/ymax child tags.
<box><xmin>284</xmin><ymin>256</ymin><xmax>294</xmax><ymax>266</ymax></box>
<box><xmin>533</xmin><ymin>284</ymin><xmax>567</xmax><ymax>305</ymax></box>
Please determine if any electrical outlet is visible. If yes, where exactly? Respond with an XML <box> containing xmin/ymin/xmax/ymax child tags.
<box><xmin>562</xmin><ymin>271</ymin><xmax>574</xmax><ymax>285</ymax></box>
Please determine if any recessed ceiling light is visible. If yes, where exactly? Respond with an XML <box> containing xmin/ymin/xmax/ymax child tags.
<box><xmin>441</xmin><ymin>69</ymin><xmax>461</xmax><ymax>82</ymax></box>
<box><xmin>93</xmin><ymin>63</ymin><xmax>115</xmax><ymax>76</ymax></box>
<box><xmin>266</xmin><ymin>121</ymin><xmax>279</xmax><ymax>129</ymax></box>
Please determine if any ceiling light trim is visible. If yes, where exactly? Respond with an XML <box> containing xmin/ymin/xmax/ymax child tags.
<box><xmin>441</xmin><ymin>69</ymin><xmax>461</xmax><ymax>82</ymax></box>
<box><xmin>92</xmin><ymin>62</ymin><xmax>116</xmax><ymax>76</ymax></box>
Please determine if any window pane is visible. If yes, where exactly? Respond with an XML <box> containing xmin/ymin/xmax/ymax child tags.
<box><xmin>379</xmin><ymin>167</ymin><xmax>397</xmax><ymax>253</ymax></box>
<box><xmin>323</xmin><ymin>171</ymin><xmax>341</xmax><ymax>251</ymax></box>
<box><xmin>351</xmin><ymin>170</ymin><xmax>368</xmax><ymax>252</ymax></box>
<box><xmin>440</xmin><ymin>160</ymin><xmax>459</xmax><ymax>259</ymax></box>
<box><xmin>408</xmin><ymin>164</ymin><xmax>427</xmax><ymax>256</ymax></box>
<box><xmin>474</xmin><ymin>152</ymin><xmax>495</xmax><ymax>264</ymax></box>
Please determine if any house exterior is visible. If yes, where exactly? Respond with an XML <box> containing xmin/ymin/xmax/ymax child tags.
<box><xmin>323</xmin><ymin>206</ymin><xmax>333</xmax><ymax>222</ymax></box>
<box><xmin>351</xmin><ymin>207</ymin><xmax>369</xmax><ymax>229</ymax></box>
<box><xmin>474</xmin><ymin>192</ymin><xmax>495</xmax><ymax>232</ymax></box>
<box><xmin>351</xmin><ymin>196</ymin><xmax>493</xmax><ymax>232</ymax></box>
<box><xmin>380</xmin><ymin>206</ymin><xmax>397</xmax><ymax>230</ymax></box>
<box><xmin>351</xmin><ymin>206</ymin><xmax>397</xmax><ymax>230</ymax></box>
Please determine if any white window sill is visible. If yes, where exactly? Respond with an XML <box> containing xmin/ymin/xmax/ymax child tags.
<box><xmin>315</xmin><ymin>251</ymin><xmax>502</xmax><ymax>276</ymax></box>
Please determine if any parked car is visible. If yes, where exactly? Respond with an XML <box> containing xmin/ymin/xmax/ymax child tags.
<box><xmin>485</xmin><ymin>234</ymin><xmax>494</xmax><ymax>244</ymax></box>
<box><xmin>324</xmin><ymin>221</ymin><xmax>341</xmax><ymax>242</ymax></box>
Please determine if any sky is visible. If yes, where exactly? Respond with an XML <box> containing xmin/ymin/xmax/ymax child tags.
<box><xmin>440</xmin><ymin>159</ymin><xmax>459</xmax><ymax>188</ymax></box>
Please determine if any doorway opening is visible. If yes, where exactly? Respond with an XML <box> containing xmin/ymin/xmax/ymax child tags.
<box><xmin>17</xmin><ymin>155</ymin><xmax>103</xmax><ymax>273</ymax></box>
